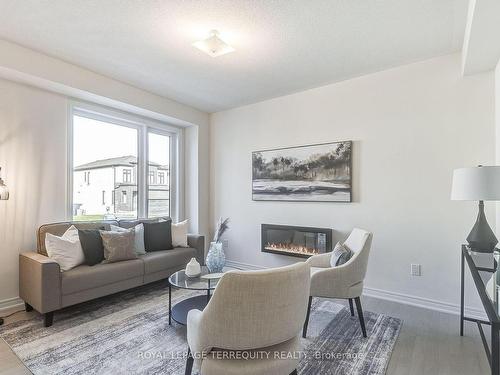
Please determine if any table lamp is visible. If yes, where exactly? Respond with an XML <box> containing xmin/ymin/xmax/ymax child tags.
<box><xmin>451</xmin><ymin>166</ymin><xmax>500</xmax><ymax>253</ymax></box>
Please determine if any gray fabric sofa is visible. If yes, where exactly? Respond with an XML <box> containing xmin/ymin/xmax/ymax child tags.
<box><xmin>19</xmin><ymin>218</ymin><xmax>205</xmax><ymax>327</ymax></box>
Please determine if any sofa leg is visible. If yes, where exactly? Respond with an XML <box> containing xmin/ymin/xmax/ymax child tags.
<box><xmin>348</xmin><ymin>299</ymin><xmax>354</xmax><ymax>316</ymax></box>
<box><xmin>25</xmin><ymin>303</ymin><xmax>33</xmax><ymax>312</ymax></box>
<box><xmin>354</xmin><ymin>297</ymin><xmax>367</xmax><ymax>337</ymax></box>
<box><xmin>290</xmin><ymin>370</ymin><xmax>298</xmax><ymax>375</ymax></box>
<box><xmin>44</xmin><ymin>312</ymin><xmax>53</xmax><ymax>327</ymax></box>
<box><xmin>185</xmin><ymin>347</ymin><xmax>193</xmax><ymax>375</ymax></box>
<box><xmin>302</xmin><ymin>296</ymin><xmax>312</xmax><ymax>338</ymax></box>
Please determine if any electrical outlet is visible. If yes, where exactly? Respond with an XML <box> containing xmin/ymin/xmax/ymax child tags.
<box><xmin>411</xmin><ymin>264</ymin><xmax>422</xmax><ymax>276</ymax></box>
<box><xmin>223</xmin><ymin>239</ymin><xmax>229</xmax><ymax>250</ymax></box>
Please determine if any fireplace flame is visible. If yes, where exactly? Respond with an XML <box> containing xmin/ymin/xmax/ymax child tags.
<box><xmin>265</xmin><ymin>242</ymin><xmax>320</xmax><ymax>256</ymax></box>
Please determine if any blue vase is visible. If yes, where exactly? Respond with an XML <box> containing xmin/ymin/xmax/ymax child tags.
<box><xmin>206</xmin><ymin>241</ymin><xmax>225</xmax><ymax>273</ymax></box>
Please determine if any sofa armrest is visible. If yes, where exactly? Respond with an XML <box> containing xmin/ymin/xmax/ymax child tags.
<box><xmin>19</xmin><ymin>252</ymin><xmax>61</xmax><ymax>313</ymax></box>
<box><xmin>187</xmin><ymin>234</ymin><xmax>205</xmax><ymax>266</ymax></box>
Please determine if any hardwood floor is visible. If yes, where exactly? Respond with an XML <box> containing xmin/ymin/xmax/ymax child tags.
<box><xmin>0</xmin><ymin>297</ymin><xmax>490</xmax><ymax>374</ymax></box>
<box><xmin>362</xmin><ymin>296</ymin><xmax>489</xmax><ymax>375</ymax></box>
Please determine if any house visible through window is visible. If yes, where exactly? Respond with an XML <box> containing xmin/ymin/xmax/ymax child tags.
<box><xmin>71</xmin><ymin>109</ymin><xmax>175</xmax><ymax>221</ymax></box>
<box><xmin>123</xmin><ymin>169</ymin><xmax>132</xmax><ymax>183</ymax></box>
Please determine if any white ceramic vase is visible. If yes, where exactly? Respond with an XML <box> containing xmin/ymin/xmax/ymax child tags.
<box><xmin>185</xmin><ymin>257</ymin><xmax>201</xmax><ymax>277</ymax></box>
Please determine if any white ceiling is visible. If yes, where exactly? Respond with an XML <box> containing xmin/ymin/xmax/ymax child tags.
<box><xmin>0</xmin><ymin>0</ymin><xmax>468</xmax><ymax>113</ymax></box>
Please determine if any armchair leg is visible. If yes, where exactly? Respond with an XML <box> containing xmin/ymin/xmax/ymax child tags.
<box><xmin>25</xmin><ymin>303</ymin><xmax>33</xmax><ymax>312</ymax></box>
<box><xmin>44</xmin><ymin>312</ymin><xmax>53</xmax><ymax>328</ymax></box>
<box><xmin>290</xmin><ymin>370</ymin><xmax>298</xmax><ymax>375</ymax></box>
<box><xmin>185</xmin><ymin>347</ymin><xmax>194</xmax><ymax>375</ymax></box>
<box><xmin>302</xmin><ymin>296</ymin><xmax>313</xmax><ymax>338</ymax></box>
<box><xmin>354</xmin><ymin>297</ymin><xmax>367</xmax><ymax>338</ymax></box>
<box><xmin>348</xmin><ymin>299</ymin><xmax>354</xmax><ymax>316</ymax></box>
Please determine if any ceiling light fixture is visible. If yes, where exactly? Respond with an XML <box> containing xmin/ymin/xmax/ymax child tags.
<box><xmin>192</xmin><ymin>30</ymin><xmax>235</xmax><ymax>57</ymax></box>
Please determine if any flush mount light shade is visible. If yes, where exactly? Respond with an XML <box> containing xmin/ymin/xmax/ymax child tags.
<box><xmin>192</xmin><ymin>30</ymin><xmax>235</xmax><ymax>57</ymax></box>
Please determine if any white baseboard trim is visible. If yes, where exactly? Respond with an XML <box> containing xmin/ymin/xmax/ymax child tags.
<box><xmin>363</xmin><ymin>286</ymin><xmax>486</xmax><ymax>320</ymax></box>
<box><xmin>225</xmin><ymin>259</ymin><xmax>487</xmax><ymax>320</ymax></box>
<box><xmin>0</xmin><ymin>297</ymin><xmax>25</xmax><ymax>316</ymax></box>
<box><xmin>226</xmin><ymin>259</ymin><xmax>265</xmax><ymax>270</ymax></box>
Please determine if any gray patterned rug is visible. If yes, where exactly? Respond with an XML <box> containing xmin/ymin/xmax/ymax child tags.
<box><xmin>0</xmin><ymin>281</ymin><xmax>402</xmax><ymax>374</ymax></box>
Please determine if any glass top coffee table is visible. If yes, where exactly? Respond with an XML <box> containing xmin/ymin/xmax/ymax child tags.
<box><xmin>168</xmin><ymin>266</ymin><xmax>237</xmax><ymax>325</ymax></box>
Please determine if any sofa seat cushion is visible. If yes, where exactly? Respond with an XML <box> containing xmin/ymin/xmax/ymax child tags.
<box><xmin>141</xmin><ymin>248</ymin><xmax>197</xmax><ymax>275</ymax></box>
<box><xmin>62</xmin><ymin>259</ymin><xmax>144</xmax><ymax>295</ymax></box>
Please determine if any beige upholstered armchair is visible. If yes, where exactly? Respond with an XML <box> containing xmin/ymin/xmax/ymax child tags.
<box><xmin>186</xmin><ymin>262</ymin><xmax>310</xmax><ymax>375</ymax></box>
<box><xmin>303</xmin><ymin>228</ymin><xmax>373</xmax><ymax>338</ymax></box>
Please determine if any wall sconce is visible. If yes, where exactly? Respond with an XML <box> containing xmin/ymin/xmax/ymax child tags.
<box><xmin>0</xmin><ymin>167</ymin><xmax>9</xmax><ymax>200</ymax></box>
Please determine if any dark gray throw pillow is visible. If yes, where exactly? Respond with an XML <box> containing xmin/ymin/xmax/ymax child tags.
<box><xmin>78</xmin><ymin>228</ymin><xmax>105</xmax><ymax>266</ymax></box>
<box><xmin>144</xmin><ymin>220</ymin><xmax>173</xmax><ymax>252</ymax></box>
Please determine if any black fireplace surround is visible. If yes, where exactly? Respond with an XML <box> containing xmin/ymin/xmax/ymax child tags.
<box><xmin>261</xmin><ymin>224</ymin><xmax>333</xmax><ymax>259</ymax></box>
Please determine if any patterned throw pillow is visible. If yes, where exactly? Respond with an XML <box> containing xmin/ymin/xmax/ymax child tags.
<box><xmin>110</xmin><ymin>224</ymin><xmax>146</xmax><ymax>255</ymax></box>
<box><xmin>330</xmin><ymin>242</ymin><xmax>353</xmax><ymax>267</ymax></box>
<box><xmin>100</xmin><ymin>230</ymin><xmax>137</xmax><ymax>263</ymax></box>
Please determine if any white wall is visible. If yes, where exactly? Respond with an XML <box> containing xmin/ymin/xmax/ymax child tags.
<box><xmin>210</xmin><ymin>54</ymin><xmax>495</xmax><ymax>313</ymax></box>
<box><xmin>0</xmin><ymin>79</ymin><xmax>68</xmax><ymax>307</ymax></box>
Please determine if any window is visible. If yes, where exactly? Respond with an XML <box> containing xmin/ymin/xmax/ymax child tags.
<box><xmin>72</xmin><ymin>113</ymin><xmax>138</xmax><ymax>220</ymax></box>
<box><xmin>123</xmin><ymin>169</ymin><xmax>132</xmax><ymax>183</ymax></box>
<box><xmin>148</xmin><ymin>132</ymin><xmax>170</xmax><ymax>218</ymax></box>
<box><xmin>70</xmin><ymin>105</ymin><xmax>178</xmax><ymax>221</ymax></box>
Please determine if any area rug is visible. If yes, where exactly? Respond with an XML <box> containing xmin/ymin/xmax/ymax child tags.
<box><xmin>0</xmin><ymin>281</ymin><xmax>402</xmax><ymax>374</ymax></box>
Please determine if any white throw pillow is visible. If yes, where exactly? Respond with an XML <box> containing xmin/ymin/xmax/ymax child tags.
<box><xmin>171</xmin><ymin>220</ymin><xmax>189</xmax><ymax>248</ymax></box>
<box><xmin>45</xmin><ymin>225</ymin><xmax>85</xmax><ymax>272</ymax></box>
<box><xmin>110</xmin><ymin>223</ymin><xmax>146</xmax><ymax>255</ymax></box>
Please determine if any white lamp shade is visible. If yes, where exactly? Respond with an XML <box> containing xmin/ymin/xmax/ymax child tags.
<box><xmin>451</xmin><ymin>166</ymin><xmax>500</xmax><ymax>201</ymax></box>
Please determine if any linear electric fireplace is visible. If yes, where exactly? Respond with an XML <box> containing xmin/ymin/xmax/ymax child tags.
<box><xmin>261</xmin><ymin>224</ymin><xmax>332</xmax><ymax>259</ymax></box>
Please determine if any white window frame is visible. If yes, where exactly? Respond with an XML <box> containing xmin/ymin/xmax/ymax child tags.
<box><xmin>67</xmin><ymin>101</ymin><xmax>182</xmax><ymax>221</ymax></box>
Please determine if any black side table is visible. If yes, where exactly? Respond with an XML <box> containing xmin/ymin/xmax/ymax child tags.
<box><xmin>461</xmin><ymin>245</ymin><xmax>499</xmax><ymax>374</ymax></box>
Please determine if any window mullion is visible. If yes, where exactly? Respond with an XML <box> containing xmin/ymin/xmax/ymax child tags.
<box><xmin>137</xmin><ymin>127</ymin><xmax>148</xmax><ymax>218</ymax></box>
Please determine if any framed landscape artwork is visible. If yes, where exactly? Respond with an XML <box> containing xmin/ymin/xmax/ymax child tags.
<box><xmin>252</xmin><ymin>140</ymin><xmax>352</xmax><ymax>202</ymax></box>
